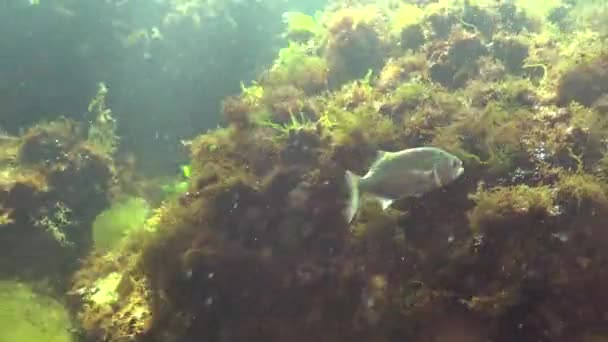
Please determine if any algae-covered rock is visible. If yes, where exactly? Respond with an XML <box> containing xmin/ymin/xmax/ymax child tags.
<box><xmin>59</xmin><ymin>1</ymin><xmax>608</xmax><ymax>341</ymax></box>
<box><xmin>0</xmin><ymin>119</ymin><xmax>115</xmax><ymax>284</ymax></box>
<box><xmin>69</xmin><ymin>236</ymin><xmax>153</xmax><ymax>342</ymax></box>
<box><xmin>557</xmin><ymin>54</ymin><xmax>608</xmax><ymax>107</ymax></box>
<box><xmin>0</xmin><ymin>280</ymin><xmax>75</xmax><ymax>342</ymax></box>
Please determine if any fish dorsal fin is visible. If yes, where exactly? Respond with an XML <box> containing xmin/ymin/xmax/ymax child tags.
<box><xmin>373</xmin><ymin>196</ymin><xmax>394</xmax><ymax>211</ymax></box>
<box><xmin>370</xmin><ymin>150</ymin><xmax>390</xmax><ymax>170</ymax></box>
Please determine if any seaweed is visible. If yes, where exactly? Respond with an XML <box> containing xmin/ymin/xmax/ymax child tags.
<box><xmin>324</xmin><ymin>4</ymin><xmax>389</xmax><ymax>87</ymax></box>
<box><xmin>264</xmin><ymin>42</ymin><xmax>329</xmax><ymax>95</ymax></box>
<box><xmin>467</xmin><ymin>183</ymin><xmax>556</xmax><ymax>234</ymax></box>
<box><xmin>282</xmin><ymin>11</ymin><xmax>323</xmax><ymax>42</ymax></box>
<box><xmin>60</xmin><ymin>1</ymin><xmax>608</xmax><ymax>341</ymax></box>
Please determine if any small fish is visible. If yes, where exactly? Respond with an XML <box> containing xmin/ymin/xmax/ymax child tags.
<box><xmin>344</xmin><ymin>147</ymin><xmax>464</xmax><ymax>223</ymax></box>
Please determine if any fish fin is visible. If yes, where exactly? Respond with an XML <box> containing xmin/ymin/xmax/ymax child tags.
<box><xmin>369</xmin><ymin>150</ymin><xmax>389</xmax><ymax>170</ymax></box>
<box><xmin>344</xmin><ymin>170</ymin><xmax>361</xmax><ymax>223</ymax></box>
<box><xmin>373</xmin><ymin>196</ymin><xmax>394</xmax><ymax>210</ymax></box>
<box><xmin>432</xmin><ymin>167</ymin><xmax>443</xmax><ymax>187</ymax></box>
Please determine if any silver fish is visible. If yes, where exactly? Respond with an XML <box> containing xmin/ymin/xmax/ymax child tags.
<box><xmin>344</xmin><ymin>146</ymin><xmax>464</xmax><ymax>223</ymax></box>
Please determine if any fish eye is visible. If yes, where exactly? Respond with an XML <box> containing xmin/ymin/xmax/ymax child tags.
<box><xmin>452</xmin><ymin>160</ymin><xmax>458</xmax><ymax>167</ymax></box>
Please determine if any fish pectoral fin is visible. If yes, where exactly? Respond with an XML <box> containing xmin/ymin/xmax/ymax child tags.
<box><xmin>373</xmin><ymin>196</ymin><xmax>394</xmax><ymax>211</ymax></box>
<box><xmin>432</xmin><ymin>167</ymin><xmax>443</xmax><ymax>187</ymax></box>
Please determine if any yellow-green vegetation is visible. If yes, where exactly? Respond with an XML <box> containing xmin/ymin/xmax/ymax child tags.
<box><xmin>87</xmin><ymin>82</ymin><xmax>119</xmax><ymax>156</ymax></box>
<box><xmin>0</xmin><ymin>281</ymin><xmax>74</xmax><ymax>342</ymax></box>
<box><xmin>70</xmin><ymin>237</ymin><xmax>154</xmax><ymax>342</ymax></box>
<box><xmin>63</xmin><ymin>1</ymin><xmax>608</xmax><ymax>341</ymax></box>
<box><xmin>0</xmin><ymin>204</ymin><xmax>13</xmax><ymax>226</ymax></box>
<box><xmin>433</xmin><ymin>99</ymin><xmax>529</xmax><ymax>174</ymax></box>
<box><xmin>569</xmin><ymin>103</ymin><xmax>608</xmax><ymax>157</ymax></box>
<box><xmin>393</xmin><ymin>81</ymin><xmax>432</xmax><ymax>110</ymax></box>
<box><xmin>468</xmin><ymin>184</ymin><xmax>555</xmax><ymax>233</ymax></box>
<box><xmin>266</xmin><ymin>42</ymin><xmax>328</xmax><ymax>94</ymax></box>
<box><xmin>282</xmin><ymin>11</ymin><xmax>323</xmax><ymax>37</ymax></box>
<box><xmin>160</xmin><ymin>164</ymin><xmax>192</xmax><ymax>198</ymax></box>
<box><xmin>89</xmin><ymin>272</ymin><xmax>122</xmax><ymax>305</ymax></box>
<box><xmin>33</xmin><ymin>202</ymin><xmax>73</xmax><ymax>247</ymax></box>
<box><xmin>528</xmin><ymin>28</ymin><xmax>604</xmax><ymax>99</ymax></box>
<box><xmin>92</xmin><ymin>197</ymin><xmax>150</xmax><ymax>250</ymax></box>
<box><xmin>556</xmin><ymin>172</ymin><xmax>608</xmax><ymax>211</ymax></box>
<box><xmin>514</xmin><ymin>0</ymin><xmax>563</xmax><ymax>19</ymax></box>
<box><xmin>321</xmin><ymin>80</ymin><xmax>397</xmax><ymax>148</ymax></box>
<box><xmin>389</xmin><ymin>3</ymin><xmax>425</xmax><ymax>35</ymax></box>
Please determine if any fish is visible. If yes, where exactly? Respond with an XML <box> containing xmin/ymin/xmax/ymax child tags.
<box><xmin>344</xmin><ymin>146</ymin><xmax>464</xmax><ymax>223</ymax></box>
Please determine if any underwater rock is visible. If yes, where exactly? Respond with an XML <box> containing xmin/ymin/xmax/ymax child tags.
<box><xmin>462</xmin><ymin>4</ymin><xmax>495</xmax><ymax>39</ymax></box>
<box><xmin>429</xmin><ymin>62</ymin><xmax>455</xmax><ymax>88</ymax></box>
<box><xmin>376</xmin><ymin>55</ymin><xmax>427</xmax><ymax>92</ymax></box>
<box><xmin>56</xmin><ymin>1</ymin><xmax>608</xmax><ymax>341</ymax></box>
<box><xmin>492</xmin><ymin>35</ymin><xmax>529</xmax><ymax>74</ymax></box>
<box><xmin>222</xmin><ymin>95</ymin><xmax>251</xmax><ymax>130</ymax></box>
<box><xmin>69</xmin><ymin>239</ymin><xmax>153</xmax><ymax>342</ymax></box>
<box><xmin>281</xmin><ymin>128</ymin><xmax>322</xmax><ymax>165</ymax></box>
<box><xmin>18</xmin><ymin>118</ymin><xmax>82</xmax><ymax>166</ymax></box>
<box><xmin>400</xmin><ymin>24</ymin><xmax>425</xmax><ymax>51</ymax></box>
<box><xmin>497</xmin><ymin>3</ymin><xmax>538</xmax><ymax>34</ymax></box>
<box><xmin>427</xmin><ymin>11</ymin><xmax>456</xmax><ymax>40</ymax></box>
<box><xmin>0</xmin><ymin>119</ymin><xmax>114</xmax><ymax>285</ymax></box>
<box><xmin>429</xmin><ymin>32</ymin><xmax>488</xmax><ymax>88</ymax></box>
<box><xmin>325</xmin><ymin>6</ymin><xmax>387</xmax><ymax>88</ymax></box>
<box><xmin>557</xmin><ymin>55</ymin><xmax>608</xmax><ymax>107</ymax></box>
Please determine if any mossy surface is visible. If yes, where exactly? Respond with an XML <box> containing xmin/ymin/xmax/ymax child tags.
<box><xmin>0</xmin><ymin>116</ymin><xmax>115</xmax><ymax>286</ymax></box>
<box><xmin>63</xmin><ymin>1</ymin><xmax>608</xmax><ymax>341</ymax></box>
<box><xmin>92</xmin><ymin>196</ymin><xmax>150</xmax><ymax>251</ymax></box>
<box><xmin>0</xmin><ymin>281</ymin><xmax>75</xmax><ymax>342</ymax></box>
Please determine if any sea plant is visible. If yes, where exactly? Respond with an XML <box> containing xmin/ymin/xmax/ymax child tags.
<box><xmin>87</xmin><ymin>82</ymin><xmax>119</xmax><ymax>156</ymax></box>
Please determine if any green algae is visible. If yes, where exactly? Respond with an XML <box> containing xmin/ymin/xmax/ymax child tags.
<box><xmin>92</xmin><ymin>197</ymin><xmax>150</xmax><ymax>250</ymax></box>
<box><xmin>468</xmin><ymin>184</ymin><xmax>555</xmax><ymax>233</ymax></box>
<box><xmin>89</xmin><ymin>272</ymin><xmax>122</xmax><ymax>305</ymax></box>
<box><xmin>0</xmin><ymin>281</ymin><xmax>74</xmax><ymax>342</ymax></box>
<box><xmin>58</xmin><ymin>1</ymin><xmax>608</xmax><ymax>341</ymax></box>
<box><xmin>282</xmin><ymin>11</ymin><xmax>322</xmax><ymax>37</ymax></box>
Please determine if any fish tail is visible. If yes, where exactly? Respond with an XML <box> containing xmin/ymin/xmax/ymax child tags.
<box><xmin>344</xmin><ymin>170</ymin><xmax>361</xmax><ymax>223</ymax></box>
